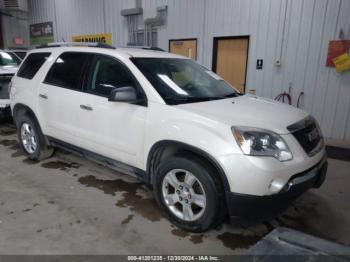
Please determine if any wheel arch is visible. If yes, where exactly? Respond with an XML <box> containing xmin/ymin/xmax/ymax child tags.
<box><xmin>12</xmin><ymin>103</ymin><xmax>48</xmax><ymax>143</ymax></box>
<box><xmin>13</xmin><ymin>103</ymin><xmax>36</xmax><ymax>120</ymax></box>
<box><xmin>146</xmin><ymin>140</ymin><xmax>231</xmax><ymax>192</ymax></box>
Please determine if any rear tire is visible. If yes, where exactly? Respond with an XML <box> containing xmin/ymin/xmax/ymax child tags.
<box><xmin>153</xmin><ymin>156</ymin><xmax>224</xmax><ymax>232</ymax></box>
<box><xmin>16</xmin><ymin>113</ymin><xmax>54</xmax><ymax>161</ymax></box>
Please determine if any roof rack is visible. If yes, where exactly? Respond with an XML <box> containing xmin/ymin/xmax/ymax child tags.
<box><xmin>35</xmin><ymin>42</ymin><xmax>116</xmax><ymax>50</ymax></box>
<box><xmin>126</xmin><ymin>45</ymin><xmax>166</xmax><ymax>52</ymax></box>
<box><xmin>143</xmin><ymin>47</ymin><xmax>166</xmax><ymax>52</ymax></box>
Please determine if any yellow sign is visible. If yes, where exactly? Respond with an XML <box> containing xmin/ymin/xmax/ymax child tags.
<box><xmin>72</xmin><ymin>33</ymin><xmax>112</xmax><ymax>45</ymax></box>
<box><xmin>333</xmin><ymin>52</ymin><xmax>350</xmax><ymax>73</ymax></box>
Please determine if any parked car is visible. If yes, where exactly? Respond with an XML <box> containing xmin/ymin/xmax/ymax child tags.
<box><xmin>0</xmin><ymin>50</ymin><xmax>21</xmax><ymax>121</ymax></box>
<box><xmin>10</xmin><ymin>49</ymin><xmax>28</xmax><ymax>60</ymax></box>
<box><xmin>9</xmin><ymin>43</ymin><xmax>327</xmax><ymax>232</ymax></box>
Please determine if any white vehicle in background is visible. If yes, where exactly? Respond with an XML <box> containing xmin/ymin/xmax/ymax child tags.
<box><xmin>10</xmin><ymin>49</ymin><xmax>28</xmax><ymax>60</ymax></box>
<box><xmin>0</xmin><ymin>50</ymin><xmax>21</xmax><ymax>121</ymax></box>
<box><xmin>9</xmin><ymin>43</ymin><xmax>327</xmax><ymax>232</ymax></box>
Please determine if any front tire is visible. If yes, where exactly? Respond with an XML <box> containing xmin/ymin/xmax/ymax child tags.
<box><xmin>153</xmin><ymin>156</ymin><xmax>224</xmax><ymax>232</ymax></box>
<box><xmin>16</xmin><ymin>113</ymin><xmax>54</xmax><ymax>161</ymax></box>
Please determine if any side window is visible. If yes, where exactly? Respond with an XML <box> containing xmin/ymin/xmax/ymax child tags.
<box><xmin>86</xmin><ymin>54</ymin><xmax>139</xmax><ymax>97</ymax></box>
<box><xmin>17</xmin><ymin>52</ymin><xmax>51</xmax><ymax>79</ymax></box>
<box><xmin>44</xmin><ymin>52</ymin><xmax>89</xmax><ymax>91</ymax></box>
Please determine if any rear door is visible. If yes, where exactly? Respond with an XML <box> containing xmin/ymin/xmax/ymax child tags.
<box><xmin>78</xmin><ymin>54</ymin><xmax>147</xmax><ymax>168</ymax></box>
<box><xmin>38</xmin><ymin>52</ymin><xmax>90</xmax><ymax>146</ymax></box>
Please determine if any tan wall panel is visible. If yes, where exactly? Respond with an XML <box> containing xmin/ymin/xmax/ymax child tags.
<box><xmin>170</xmin><ymin>39</ymin><xmax>197</xmax><ymax>60</ymax></box>
<box><xmin>215</xmin><ymin>38</ymin><xmax>248</xmax><ymax>93</ymax></box>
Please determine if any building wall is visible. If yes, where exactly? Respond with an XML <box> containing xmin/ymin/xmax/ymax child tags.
<box><xmin>15</xmin><ymin>0</ymin><xmax>350</xmax><ymax>139</ymax></box>
<box><xmin>28</xmin><ymin>0</ymin><xmax>134</xmax><ymax>46</ymax></box>
<box><xmin>2</xmin><ymin>13</ymin><xmax>29</xmax><ymax>49</ymax></box>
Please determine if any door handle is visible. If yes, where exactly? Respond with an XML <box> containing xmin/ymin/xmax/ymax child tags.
<box><xmin>80</xmin><ymin>104</ymin><xmax>93</xmax><ymax>111</ymax></box>
<box><xmin>39</xmin><ymin>93</ymin><xmax>48</xmax><ymax>99</ymax></box>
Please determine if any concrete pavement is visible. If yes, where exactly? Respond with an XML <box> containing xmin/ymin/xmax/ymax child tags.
<box><xmin>0</xmin><ymin>122</ymin><xmax>349</xmax><ymax>254</ymax></box>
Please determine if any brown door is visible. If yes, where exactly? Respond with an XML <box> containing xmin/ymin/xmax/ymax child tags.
<box><xmin>213</xmin><ymin>37</ymin><xmax>249</xmax><ymax>93</ymax></box>
<box><xmin>169</xmin><ymin>39</ymin><xmax>197</xmax><ymax>60</ymax></box>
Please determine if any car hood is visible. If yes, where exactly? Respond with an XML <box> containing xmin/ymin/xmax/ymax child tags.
<box><xmin>175</xmin><ymin>95</ymin><xmax>309</xmax><ymax>134</ymax></box>
<box><xmin>0</xmin><ymin>65</ymin><xmax>18</xmax><ymax>75</ymax></box>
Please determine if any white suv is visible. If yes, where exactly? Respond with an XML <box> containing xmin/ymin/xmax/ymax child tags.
<box><xmin>10</xmin><ymin>43</ymin><xmax>327</xmax><ymax>232</ymax></box>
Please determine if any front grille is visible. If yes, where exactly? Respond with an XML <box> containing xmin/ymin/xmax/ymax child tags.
<box><xmin>287</xmin><ymin>116</ymin><xmax>322</xmax><ymax>155</ymax></box>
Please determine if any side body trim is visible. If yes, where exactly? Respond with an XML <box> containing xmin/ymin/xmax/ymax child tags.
<box><xmin>48</xmin><ymin>137</ymin><xmax>148</xmax><ymax>183</ymax></box>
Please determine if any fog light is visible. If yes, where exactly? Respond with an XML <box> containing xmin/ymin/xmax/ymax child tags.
<box><xmin>269</xmin><ymin>178</ymin><xmax>285</xmax><ymax>193</ymax></box>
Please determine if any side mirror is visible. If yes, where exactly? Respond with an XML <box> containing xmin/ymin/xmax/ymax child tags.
<box><xmin>108</xmin><ymin>86</ymin><xmax>146</xmax><ymax>105</ymax></box>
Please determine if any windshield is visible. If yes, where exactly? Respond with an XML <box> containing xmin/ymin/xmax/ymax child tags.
<box><xmin>131</xmin><ymin>58</ymin><xmax>240</xmax><ymax>105</ymax></box>
<box><xmin>0</xmin><ymin>51</ymin><xmax>21</xmax><ymax>66</ymax></box>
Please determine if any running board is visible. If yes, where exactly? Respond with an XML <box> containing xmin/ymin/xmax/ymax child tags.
<box><xmin>47</xmin><ymin>137</ymin><xmax>148</xmax><ymax>183</ymax></box>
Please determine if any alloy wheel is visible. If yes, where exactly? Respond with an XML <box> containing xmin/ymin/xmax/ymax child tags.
<box><xmin>162</xmin><ymin>169</ymin><xmax>206</xmax><ymax>221</ymax></box>
<box><xmin>20</xmin><ymin>122</ymin><xmax>37</xmax><ymax>154</ymax></box>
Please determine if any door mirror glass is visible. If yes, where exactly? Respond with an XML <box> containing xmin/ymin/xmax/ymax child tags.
<box><xmin>109</xmin><ymin>86</ymin><xmax>138</xmax><ymax>103</ymax></box>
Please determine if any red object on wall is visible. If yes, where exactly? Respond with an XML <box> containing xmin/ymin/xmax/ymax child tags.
<box><xmin>326</xmin><ymin>40</ymin><xmax>350</xmax><ymax>67</ymax></box>
<box><xmin>14</xmin><ymin>37</ymin><xmax>24</xmax><ymax>45</ymax></box>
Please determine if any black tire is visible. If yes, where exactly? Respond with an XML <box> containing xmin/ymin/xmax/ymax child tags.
<box><xmin>153</xmin><ymin>156</ymin><xmax>224</xmax><ymax>232</ymax></box>
<box><xmin>16</xmin><ymin>113</ymin><xmax>54</xmax><ymax>161</ymax></box>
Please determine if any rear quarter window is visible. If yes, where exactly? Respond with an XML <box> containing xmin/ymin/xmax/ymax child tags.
<box><xmin>44</xmin><ymin>52</ymin><xmax>90</xmax><ymax>91</ymax></box>
<box><xmin>17</xmin><ymin>52</ymin><xmax>51</xmax><ymax>79</ymax></box>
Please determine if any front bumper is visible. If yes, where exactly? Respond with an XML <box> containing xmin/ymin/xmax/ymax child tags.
<box><xmin>226</xmin><ymin>156</ymin><xmax>328</xmax><ymax>224</ymax></box>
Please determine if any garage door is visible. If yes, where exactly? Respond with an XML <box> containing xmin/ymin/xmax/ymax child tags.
<box><xmin>213</xmin><ymin>37</ymin><xmax>249</xmax><ymax>93</ymax></box>
<box><xmin>169</xmin><ymin>39</ymin><xmax>197</xmax><ymax>60</ymax></box>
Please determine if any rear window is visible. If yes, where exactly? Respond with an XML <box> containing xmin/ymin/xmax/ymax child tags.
<box><xmin>44</xmin><ymin>52</ymin><xmax>90</xmax><ymax>91</ymax></box>
<box><xmin>17</xmin><ymin>52</ymin><xmax>51</xmax><ymax>79</ymax></box>
<box><xmin>0</xmin><ymin>51</ymin><xmax>21</xmax><ymax>66</ymax></box>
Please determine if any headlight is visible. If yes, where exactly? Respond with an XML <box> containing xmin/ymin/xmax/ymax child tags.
<box><xmin>232</xmin><ymin>127</ymin><xmax>293</xmax><ymax>161</ymax></box>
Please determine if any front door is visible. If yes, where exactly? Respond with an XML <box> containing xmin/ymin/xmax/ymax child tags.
<box><xmin>78</xmin><ymin>54</ymin><xmax>147</xmax><ymax>168</ymax></box>
<box><xmin>213</xmin><ymin>37</ymin><xmax>249</xmax><ymax>93</ymax></box>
